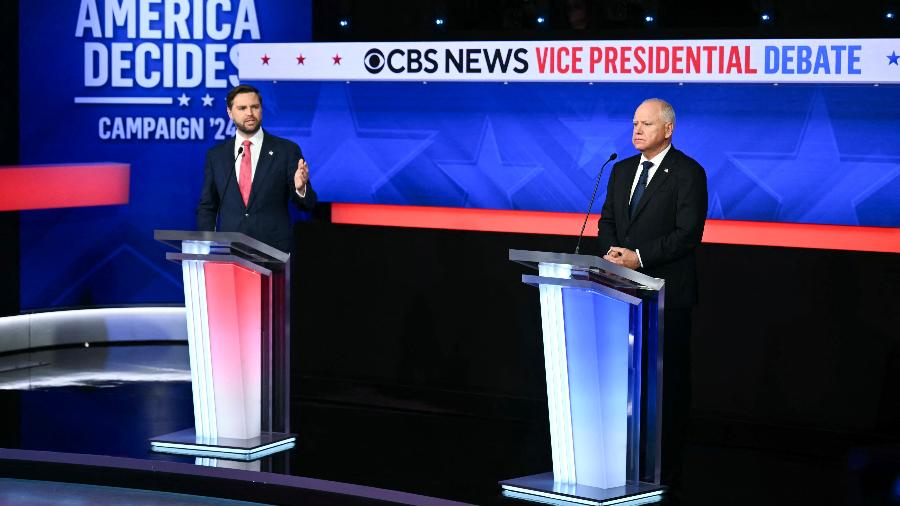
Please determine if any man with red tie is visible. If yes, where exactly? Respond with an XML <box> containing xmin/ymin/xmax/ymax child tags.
<box><xmin>597</xmin><ymin>98</ymin><xmax>708</xmax><ymax>495</ymax></box>
<box><xmin>197</xmin><ymin>85</ymin><xmax>317</xmax><ymax>253</ymax></box>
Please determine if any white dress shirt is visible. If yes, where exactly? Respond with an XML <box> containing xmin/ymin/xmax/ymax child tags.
<box><xmin>233</xmin><ymin>128</ymin><xmax>265</xmax><ymax>183</ymax></box>
<box><xmin>629</xmin><ymin>143</ymin><xmax>672</xmax><ymax>202</ymax></box>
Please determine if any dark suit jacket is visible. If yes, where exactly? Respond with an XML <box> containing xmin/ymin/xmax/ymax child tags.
<box><xmin>597</xmin><ymin>146</ymin><xmax>708</xmax><ymax>309</ymax></box>
<box><xmin>196</xmin><ymin>130</ymin><xmax>317</xmax><ymax>253</ymax></box>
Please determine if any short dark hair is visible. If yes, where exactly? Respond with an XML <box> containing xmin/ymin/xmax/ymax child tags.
<box><xmin>226</xmin><ymin>85</ymin><xmax>262</xmax><ymax>109</ymax></box>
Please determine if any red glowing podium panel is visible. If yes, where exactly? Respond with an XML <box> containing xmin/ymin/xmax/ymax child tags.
<box><xmin>151</xmin><ymin>230</ymin><xmax>293</xmax><ymax>460</ymax></box>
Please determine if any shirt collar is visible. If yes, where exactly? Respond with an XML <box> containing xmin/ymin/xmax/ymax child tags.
<box><xmin>235</xmin><ymin>128</ymin><xmax>265</xmax><ymax>152</ymax></box>
<box><xmin>640</xmin><ymin>143</ymin><xmax>672</xmax><ymax>169</ymax></box>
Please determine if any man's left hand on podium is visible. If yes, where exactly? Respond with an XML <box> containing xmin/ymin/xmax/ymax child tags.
<box><xmin>604</xmin><ymin>247</ymin><xmax>640</xmax><ymax>270</ymax></box>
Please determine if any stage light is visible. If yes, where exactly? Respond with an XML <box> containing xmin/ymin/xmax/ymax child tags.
<box><xmin>887</xmin><ymin>12</ymin><xmax>895</xmax><ymax>19</ymax></box>
<box><xmin>537</xmin><ymin>16</ymin><xmax>546</xmax><ymax>24</ymax></box>
<box><xmin>644</xmin><ymin>15</ymin><xmax>655</xmax><ymax>23</ymax></box>
<box><xmin>339</xmin><ymin>19</ymin><xmax>349</xmax><ymax>28</ymax></box>
<box><xmin>435</xmin><ymin>18</ymin><xmax>444</xmax><ymax>26</ymax></box>
<box><xmin>761</xmin><ymin>13</ymin><xmax>772</xmax><ymax>21</ymax></box>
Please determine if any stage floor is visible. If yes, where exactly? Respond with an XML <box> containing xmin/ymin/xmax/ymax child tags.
<box><xmin>0</xmin><ymin>342</ymin><xmax>894</xmax><ymax>505</ymax></box>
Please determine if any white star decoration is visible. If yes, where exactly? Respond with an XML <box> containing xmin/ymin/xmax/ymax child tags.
<box><xmin>201</xmin><ymin>94</ymin><xmax>214</xmax><ymax>107</ymax></box>
<box><xmin>177</xmin><ymin>93</ymin><xmax>190</xmax><ymax>107</ymax></box>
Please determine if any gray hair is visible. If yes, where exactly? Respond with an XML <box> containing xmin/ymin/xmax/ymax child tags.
<box><xmin>642</xmin><ymin>98</ymin><xmax>675</xmax><ymax>125</ymax></box>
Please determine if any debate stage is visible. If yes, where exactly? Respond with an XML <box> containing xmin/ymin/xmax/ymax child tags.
<box><xmin>1</xmin><ymin>223</ymin><xmax>898</xmax><ymax>505</ymax></box>
<box><xmin>0</xmin><ymin>336</ymin><xmax>473</xmax><ymax>506</ymax></box>
<box><xmin>1</xmin><ymin>336</ymin><xmax>894</xmax><ymax>505</ymax></box>
<box><xmin>4</xmin><ymin>0</ymin><xmax>900</xmax><ymax>503</ymax></box>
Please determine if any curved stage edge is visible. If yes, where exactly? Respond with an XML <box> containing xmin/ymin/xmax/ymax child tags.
<box><xmin>0</xmin><ymin>308</ymin><xmax>474</xmax><ymax>506</ymax></box>
<box><xmin>0</xmin><ymin>448</ymin><xmax>470</xmax><ymax>506</ymax></box>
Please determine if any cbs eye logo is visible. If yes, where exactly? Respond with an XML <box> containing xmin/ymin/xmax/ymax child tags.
<box><xmin>364</xmin><ymin>49</ymin><xmax>385</xmax><ymax>74</ymax></box>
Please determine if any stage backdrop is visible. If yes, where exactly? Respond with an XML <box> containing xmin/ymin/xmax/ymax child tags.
<box><xmin>19</xmin><ymin>0</ymin><xmax>311</xmax><ymax>309</ymax></box>
<box><xmin>18</xmin><ymin>8</ymin><xmax>900</xmax><ymax>310</ymax></box>
<box><xmin>238</xmin><ymin>39</ymin><xmax>900</xmax><ymax>226</ymax></box>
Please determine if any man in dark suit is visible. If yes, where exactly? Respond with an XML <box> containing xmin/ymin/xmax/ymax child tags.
<box><xmin>197</xmin><ymin>85</ymin><xmax>317</xmax><ymax>253</ymax></box>
<box><xmin>597</xmin><ymin>98</ymin><xmax>708</xmax><ymax>492</ymax></box>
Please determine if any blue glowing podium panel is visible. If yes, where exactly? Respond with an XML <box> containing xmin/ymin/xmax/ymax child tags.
<box><xmin>504</xmin><ymin>250</ymin><xmax>665</xmax><ymax>504</ymax></box>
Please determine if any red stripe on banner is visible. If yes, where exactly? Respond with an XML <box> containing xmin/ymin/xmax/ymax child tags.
<box><xmin>701</xmin><ymin>220</ymin><xmax>899</xmax><ymax>253</ymax></box>
<box><xmin>331</xmin><ymin>203</ymin><xmax>900</xmax><ymax>254</ymax></box>
<box><xmin>0</xmin><ymin>163</ymin><xmax>130</xmax><ymax>211</ymax></box>
<box><xmin>333</xmin><ymin>203</ymin><xmax>589</xmax><ymax>236</ymax></box>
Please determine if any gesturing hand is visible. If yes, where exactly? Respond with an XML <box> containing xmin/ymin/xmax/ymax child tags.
<box><xmin>294</xmin><ymin>159</ymin><xmax>310</xmax><ymax>192</ymax></box>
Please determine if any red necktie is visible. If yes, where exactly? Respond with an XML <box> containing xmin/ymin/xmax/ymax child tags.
<box><xmin>238</xmin><ymin>139</ymin><xmax>252</xmax><ymax>206</ymax></box>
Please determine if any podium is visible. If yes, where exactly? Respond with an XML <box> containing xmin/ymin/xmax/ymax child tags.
<box><xmin>500</xmin><ymin>250</ymin><xmax>666</xmax><ymax>504</ymax></box>
<box><xmin>150</xmin><ymin>230</ymin><xmax>295</xmax><ymax>460</ymax></box>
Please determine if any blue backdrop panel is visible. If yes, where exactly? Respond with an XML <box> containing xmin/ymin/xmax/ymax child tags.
<box><xmin>259</xmin><ymin>81</ymin><xmax>900</xmax><ymax>227</ymax></box>
<box><xmin>19</xmin><ymin>0</ymin><xmax>311</xmax><ymax>309</ymax></box>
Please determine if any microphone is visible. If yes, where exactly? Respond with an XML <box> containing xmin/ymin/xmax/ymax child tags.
<box><xmin>574</xmin><ymin>153</ymin><xmax>617</xmax><ymax>254</ymax></box>
<box><xmin>221</xmin><ymin>145</ymin><xmax>244</xmax><ymax>201</ymax></box>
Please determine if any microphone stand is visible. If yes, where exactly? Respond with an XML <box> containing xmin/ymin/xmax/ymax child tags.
<box><xmin>574</xmin><ymin>153</ymin><xmax>617</xmax><ymax>254</ymax></box>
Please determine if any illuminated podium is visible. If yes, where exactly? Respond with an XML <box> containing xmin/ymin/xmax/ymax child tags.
<box><xmin>150</xmin><ymin>230</ymin><xmax>295</xmax><ymax>460</ymax></box>
<box><xmin>501</xmin><ymin>250</ymin><xmax>666</xmax><ymax>504</ymax></box>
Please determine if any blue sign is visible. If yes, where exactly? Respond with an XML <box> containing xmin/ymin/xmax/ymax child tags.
<box><xmin>19</xmin><ymin>0</ymin><xmax>311</xmax><ymax>309</ymax></box>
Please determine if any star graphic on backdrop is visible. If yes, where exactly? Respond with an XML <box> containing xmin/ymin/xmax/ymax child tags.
<box><xmin>707</xmin><ymin>193</ymin><xmax>725</xmax><ymax>219</ymax></box>
<box><xmin>558</xmin><ymin>103</ymin><xmax>626</xmax><ymax>177</ymax></box>
<box><xmin>269</xmin><ymin>84</ymin><xmax>437</xmax><ymax>201</ymax></box>
<box><xmin>435</xmin><ymin>118</ymin><xmax>543</xmax><ymax>207</ymax></box>
<box><xmin>261</xmin><ymin>54</ymin><xmax>270</xmax><ymax>65</ymax></box>
<box><xmin>201</xmin><ymin>94</ymin><xmax>214</xmax><ymax>107</ymax></box>
<box><xmin>50</xmin><ymin>244</ymin><xmax>182</xmax><ymax>308</ymax></box>
<box><xmin>177</xmin><ymin>93</ymin><xmax>190</xmax><ymax>107</ymax></box>
<box><xmin>726</xmin><ymin>93</ymin><xmax>900</xmax><ymax>225</ymax></box>
<box><xmin>888</xmin><ymin>51</ymin><xmax>900</xmax><ymax>65</ymax></box>
<box><xmin>296</xmin><ymin>53</ymin><xmax>306</xmax><ymax>65</ymax></box>
<box><xmin>332</xmin><ymin>53</ymin><xmax>342</xmax><ymax>65</ymax></box>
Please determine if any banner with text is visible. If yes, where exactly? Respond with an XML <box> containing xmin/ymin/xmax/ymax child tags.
<box><xmin>240</xmin><ymin>39</ymin><xmax>900</xmax><ymax>83</ymax></box>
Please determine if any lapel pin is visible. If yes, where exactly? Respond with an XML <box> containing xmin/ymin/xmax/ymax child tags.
<box><xmin>664</xmin><ymin>168</ymin><xmax>669</xmax><ymax>173</ymax></box>
<box><xmin>268</xmin><ymin>151</ymin><xmax>273</xmax><ymax>156</ymax></box>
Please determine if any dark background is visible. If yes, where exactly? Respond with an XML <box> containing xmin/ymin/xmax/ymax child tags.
<box><xmin>313</xmin><ymin>0</ymin><xmax>900</xmax><ymax>40</ymax></box>
<box><xmin>0</xmin><ymin>1</ymin><xmax>19</xmax><ymax>318</ymax></box>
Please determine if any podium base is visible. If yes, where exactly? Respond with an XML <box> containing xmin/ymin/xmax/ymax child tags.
<box><xmin>150</xmin><ymin>428</ymin><xmax>296</xmax><ymax>461</ymax></box>
<box><xmin>500</xmin><ymin>473</ymin><xmax>665</xmax><ymax>505</ymax></box>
